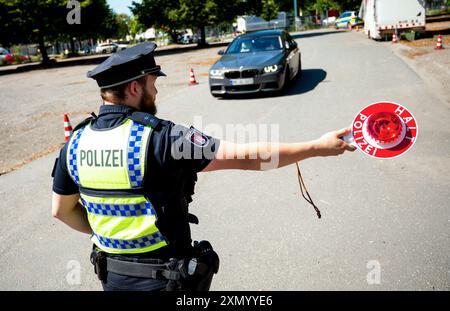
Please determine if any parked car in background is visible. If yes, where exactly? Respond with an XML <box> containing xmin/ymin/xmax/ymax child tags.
<box><xmin>335</xmin><ymin>11</ymin><xmax>364</xmax><ymax>29</ymax></box>
<box><xmin>95</xmin><ymin>43</ymin><xmax>118</xmax><ymax>54</ymax></box>
<box><xmin>181</xmin><ymin>34</ymin><xmax>193</xmax><ymax>44</ymax></box>
<box><xmin>0</xmin><ymin>47</ymin><xmax>30</xmax><ymax>64</ymax></box>
<box><xmin>179</xmin><ymin>34</ymin><xmax>200</xmax><ymax>44</ymax></box>
<box><xmin>209</xmin><ymin>29</ymin><xmax>301</xmax><ymax>97</ymax></box>
<box><xmin>115</xmin><ymin>43</ymin><xmax>128</xmax><ymax>51</ymax></box>
<box><xmin>0</xmin><ymin>47</ymin><xmax>10</xmax><ymax>61</ymax></box>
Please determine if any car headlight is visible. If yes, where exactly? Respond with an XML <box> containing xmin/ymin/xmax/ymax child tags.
<box><xmin>263</xmin><ymin>65</ymin><xmax>278</xmax><ymax>73</ymax></box>
<box><xmin>210</xmin><ymin>69</ymin><xmax>224</xmax><ymax>79</ymax></box>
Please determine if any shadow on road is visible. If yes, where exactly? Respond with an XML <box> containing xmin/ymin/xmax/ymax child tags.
<box><xmin>218</xmin><ymin>68</ymin><xmax>327</xmax><ymax>100</ymax></box>
<box><xmin>292</xmin><ymin>30</ymin><xmax>346</xmax><ymax>40</ymax></box>
<box><xmin>286</xmin><ymin>68</ymin><xmax>327</xmax><ymax>96</ymax></box>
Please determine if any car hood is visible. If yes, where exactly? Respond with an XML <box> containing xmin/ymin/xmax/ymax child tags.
<box><xmin>213</xmin><ymin>50</ymin><xmax>284</xmax><ymax>69</ymax></box>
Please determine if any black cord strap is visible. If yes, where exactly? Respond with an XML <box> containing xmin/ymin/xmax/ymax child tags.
<box><xmin>296</xmin><ymin>162</ymin><xmax>321</xmax><ymax>219</ymax></box>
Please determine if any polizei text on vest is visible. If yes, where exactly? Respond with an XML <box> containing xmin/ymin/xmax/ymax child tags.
<box><xmin>79</xmin><ymin>150</ymin><xmax>124</xmax><ymax>167</ymax></box>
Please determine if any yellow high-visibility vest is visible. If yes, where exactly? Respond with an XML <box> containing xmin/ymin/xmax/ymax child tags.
<box><xmin>67</xmin><ymin>118</ymin><xmax>167</xmax><ymax>254</ymax></box>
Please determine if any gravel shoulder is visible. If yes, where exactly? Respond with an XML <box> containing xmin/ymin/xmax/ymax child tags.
<box><xmin>390</xmin><ymin>35</ymin><xmax>450</xmax><ymax>106</ymax></box>
<box><xmin>0</xmin><ymin>46</ymin><xmax>222</xmax><ymax>175</ymax></box>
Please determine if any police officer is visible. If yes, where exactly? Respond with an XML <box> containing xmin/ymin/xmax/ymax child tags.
<box><xmin>52</xmin><ymin>42</ymin><xmax>355</xmax><ymax>291</ymax></box>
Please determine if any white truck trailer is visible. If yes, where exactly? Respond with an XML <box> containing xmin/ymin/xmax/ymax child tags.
<box><xmin>360</xmin><ymin>0</ymin><xmax>426</xmax><ymax>40</ymax></box>
<box><xmin>237</xmin><ymin>12</ymin><xmax>290</xmax><ymax>33</ymax></box>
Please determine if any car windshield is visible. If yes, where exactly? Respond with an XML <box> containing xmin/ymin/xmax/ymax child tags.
<box><xmin>226</xmin><ymin>36</ymin><xmax>282</xmax><ymax>54</ymax></box>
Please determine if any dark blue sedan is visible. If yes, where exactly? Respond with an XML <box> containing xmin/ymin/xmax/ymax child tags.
<box><xmin>209</xmin><ymin>29</ymin><xmax>301</xmax><ymax>97</ymax></box>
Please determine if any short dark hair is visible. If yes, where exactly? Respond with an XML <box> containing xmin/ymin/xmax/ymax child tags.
<box><xmin>100</xmin><ymin>75</ymin><xmax>148</xmax><ymax>102</ymax></box>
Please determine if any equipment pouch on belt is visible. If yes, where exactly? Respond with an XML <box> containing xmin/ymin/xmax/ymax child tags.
<box><xmin>90</xmin><ymin>246</ymin><xmax>107</xmax><ymax>281</ymax></box>
<box><xmin>173</xmin><ymin>240</ymin><xmax>220</xmax><ymax>291</ymax></box>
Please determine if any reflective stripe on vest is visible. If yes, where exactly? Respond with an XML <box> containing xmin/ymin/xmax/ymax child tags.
<box><xmin>67</xmin><ymin>118</ymin><xmax>167</xmax><ymax>254</ymax></box>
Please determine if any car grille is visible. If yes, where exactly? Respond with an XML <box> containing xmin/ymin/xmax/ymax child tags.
<box><xmin>225</xmin><ymin>85</ymin><xmax>260</xmax><ymax>93</ymax></box>
<box><xmin>225</xmin><ymin>71</ymin><xmax>240</xmax><ymax>79</ymax></box>
<box><xmin>225</xmin><ymin>69</ymin><xmax>259</xmax><ymax>79</ymax></box>
<box><xmin>242</xmin><ymin>69</ymin><xmax>259</xmax><ymax>78</ymax></box>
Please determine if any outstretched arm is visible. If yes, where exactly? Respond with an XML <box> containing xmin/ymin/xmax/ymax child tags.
<box><xmin>203</xmin><ymin>127</ymin><xmax>356</xmax><ymax>172</ymax></box>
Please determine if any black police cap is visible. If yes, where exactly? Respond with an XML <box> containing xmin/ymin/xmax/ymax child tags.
<box><xmin>87</xmin><ymin>42</ymin><xmax>166</xmax><ymax>89</ymax></box>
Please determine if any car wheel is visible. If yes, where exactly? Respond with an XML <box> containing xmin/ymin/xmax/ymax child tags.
<box><xmin>101</xmin><ymin>50</ymin><xmax>107</xmax><ymax>54</ymax></box>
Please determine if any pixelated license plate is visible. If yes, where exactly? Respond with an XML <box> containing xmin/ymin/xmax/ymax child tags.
<box><xmin>230</xmin><ymin>78</ymin><xmax>254</xmax><ymax>85</ymax></box>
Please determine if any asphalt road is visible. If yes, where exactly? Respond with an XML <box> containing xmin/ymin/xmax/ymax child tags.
<box><xmin>0</xmin><ymin>29</ymin><xmax>449</xmax><ymax>290</ymax></box>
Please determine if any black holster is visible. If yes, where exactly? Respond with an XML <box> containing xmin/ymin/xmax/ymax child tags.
<box><xmin>170</xmin><ymin>240</ymin><xmax>220</xmax><ymax>291</ymax></box>
<box><xmin>90</xmin><ymin>246</ymin><xmax>107</xmax><ymax>281</ymax></box>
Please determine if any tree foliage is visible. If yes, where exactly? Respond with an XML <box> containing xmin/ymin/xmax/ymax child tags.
<box><xmin>308</xmin><ymin>0</ymin><xmax>341</xmax><ymax>12</ymax></box>
<box><xmin>132</xmin><ymin>0</ymin><xmax>242</xmax><ymax>46</ymax></box>
<box><xmin>0</xmin><ymin>0</ymin><xmax>126</xmax><ymax>64</ymax></box>
<box><xmin>261</xmin><ymin>0</ymin><xmax>280</xmax><ymax>21</ymax></box>
<box><xmin>0</xmin><ymin>0</ymin><xmax>68</xmax><ymax>63</ymax></box>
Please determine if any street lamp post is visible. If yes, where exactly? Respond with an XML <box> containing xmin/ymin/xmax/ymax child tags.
<box><xmin>293</xmin><ymin>0</ymin><xmax>298</xmax><ymax>31</ymax></box>
<box><xmin>294</xmin><ymin>0</ymin><xmax>298</xmax><ymax>18</ymax></box>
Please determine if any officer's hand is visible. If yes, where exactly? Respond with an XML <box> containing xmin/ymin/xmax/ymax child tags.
<box><xmin>313</xmin><ymin>127</ymin><xmax>356</xmax><ymax>157</ymax></box>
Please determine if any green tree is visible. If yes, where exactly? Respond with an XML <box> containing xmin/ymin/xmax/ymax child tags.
<box><xmin>132</xmin><ymin>0</ymin><xmax>242</xmax><ymax>47</ymax></box>
<box><xmin>62</xmin><ymin>0</ymin><xmax>120</xmax><ymax>54</ymax></box>
<box><xmin>115</xmin><ymin>13</ymin><xmax>131</xmax><ymax>40</ymax></box>
<box><xmin>0</xmin><ymin>1</ymin><xmax>15</xmax><ymax>47</ymax></box>
<box><xmin>0</xmin><ymin>0</ymin><xmax>68</xmax><ymax>65</ymax></box>
<box><xmin>131</xmin><ymin>0</ymin><xmax>182</xmax><ymax>42</ymax></box>
<box><xmin>336</xmin><ymin>0</ymin><xmax>362</xmax><ymax>11</ymax></box>
<box><xmin>0</xmin><ymin>0</ymin><xmax>120</xmax><ymax>64</ymax></box>
<box><xmin>129</xmin><ymin>17</ymin><xmax>146</xmax><ymax>42</ymax></box>
<box><xmin>260</xmin><ymin>0</ymin><xmax>280</xmax><ymax>21</ymax></box>
<box><xmin>171</xmin><ymin>0</ymin><xmax>220</xmax><ymax>46</ymax></box>
<box><xmin>308</xmin><ymin>0</ymin><xmax>340</xmax><ymax>13</ymax></box>
<box><xmin>174</xmin><ymin>0</ymin><xmax>245</xmax><ymax>46</ymax></box>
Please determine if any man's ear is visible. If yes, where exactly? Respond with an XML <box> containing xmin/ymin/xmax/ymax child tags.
<box><xmin>128</xmin><ymin>80</ymin><xmax>141</xmax><ymax>97</ymax></box>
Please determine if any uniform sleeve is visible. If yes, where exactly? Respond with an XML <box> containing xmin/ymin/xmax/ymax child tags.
<box><xmin>52</xmin><ymin>144</ymin><xmax>79</xmax><ymax>195</ymax></box>
<box><xmin>152</xmin><ymin>121</ymin><xmax>220</xmax><ymax>172</ymax></box>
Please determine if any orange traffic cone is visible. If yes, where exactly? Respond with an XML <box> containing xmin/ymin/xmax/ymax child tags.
<box><xmin>435</xmin><ymin>34</ymin><xmax>444</xmax><ymax>49</ymax></box>
<box><xmin>392</xmin><ymin>32</ymin><xmax>397</xmax><ymax>44</ymax></box>
<box><xmin>189</xmin><ymin>68</ymin><xmax>198</xmax><ymax>85</ymax></box>
<box><xmin>64</xmin><ymin>114</ymin><xmax>73</xmax><ymax>142</ymax></box>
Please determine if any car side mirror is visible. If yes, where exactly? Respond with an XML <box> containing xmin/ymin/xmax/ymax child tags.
<box><xmin>218</xmin><ymin>50</ymin><xmax>224</xmax><ymax>55</ymax></box>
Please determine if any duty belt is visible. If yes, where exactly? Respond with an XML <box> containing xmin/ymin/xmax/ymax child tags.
<box><xmin>105</xmin><ymin>257</ymin><xmax>180</xmax><ymax>280</ymax></box>
<box><xmin>91</xmin><ymin>241</ymin><xmax>219</xmax><ymax>291</ymax></box>
<box><xmin>90</xmin><ymin>247</ymin><xmax>180</xmax><ymax>281</ymax></box>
